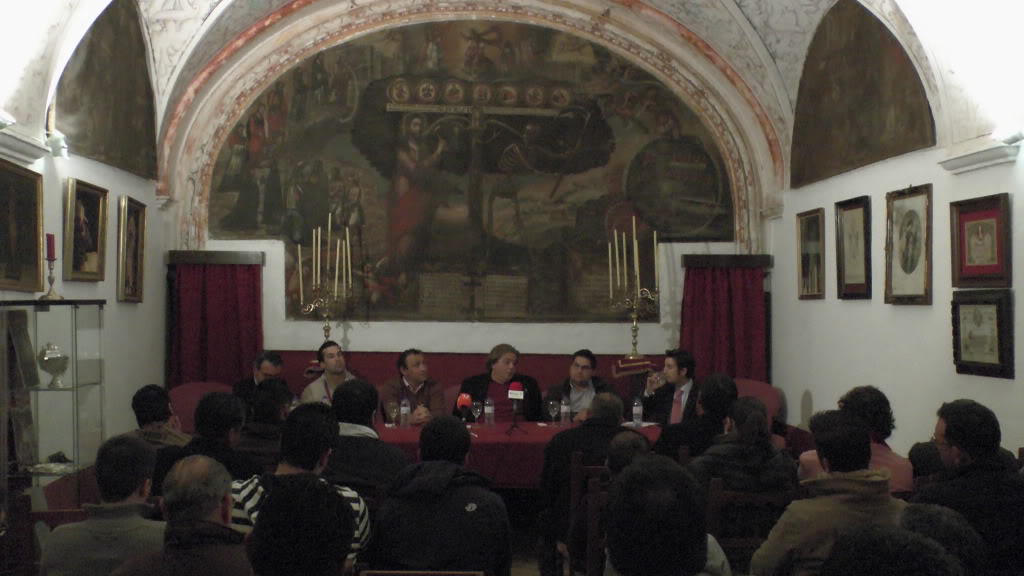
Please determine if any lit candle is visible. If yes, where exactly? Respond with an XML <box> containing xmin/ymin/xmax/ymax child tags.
<box><xmin>326</xmin><ymin>213</ymin><xmax>332</xmax><ymax>274</ymax></box>
<box><xmin>613</xmin><ymin>230</ymin><xmax>620</xmax><ymax>288</ymax></box>
<box><xmin>632</xmin><ymin>216</ymin><xmax>640</xmax><ymax>298</ymax></box>
<box><xmin>653</xmin><ymin>229</ymin><xmax>658</xmax><ymax>292</ymax></box>
<box><xmin>334</xmin><ymin>239</ymin><xmax>341</xmax><ymax>297</ymax></box>
<box><xmin>345</xmin><ymin>227</ymin><xmax>352</xmax><ymax>288</ymax></box>
<box><xmin>607</xmin><ymin>242</ymin><xmax>613</xmax><ymax>300</ymax></box>
<box><xmin>46</xmin><ymin>233</ymin><xmax>55</xmax><ymax>260</ymax></box>
<box><xmin>297</xmin><ymin>243</ymin><xmax>304</xmax><ymax>306</ymax></box>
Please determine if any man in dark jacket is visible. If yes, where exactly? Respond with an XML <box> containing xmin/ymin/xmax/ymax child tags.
<box><xmin>542</xmin><ymin>349</ymin><xmax>616</xmax><ymax>422</ymax></box>
<box><xmin>232</xmin><ymin>351</ymin><xmax>284</xmax><ymax>414</ymax></box>
<box><xmin>653</xmin><ymin>373</ymin><xmax>737</xmax><ymax>460</ymax></box>
<box><xmin>641</xmin><ymin>349</ymin><xmax>699</xmax><ymax>426</ymax></box>
<box><xmin>457</xmin><ymin>343</ymin><xmax>542</xmax><ymax>422</ymax></box>
<box><xmin>235</xmin><ymin>378</ymin><xmax>291</xmax><ymax>472</ymax></box>
<box><xmin>369</xmin><ymin>416</ymin><xmax>511</xmax><ymax>576</ymax></box>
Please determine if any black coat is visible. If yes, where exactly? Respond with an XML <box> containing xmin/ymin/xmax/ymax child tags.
<box><xmin>653</xmin><ymin>414</ymin><xmax>724</xmax><ymax>461</ymax></box>
<box><xmin>324</xmin><ymin>435</ymin><xmax>410</xmax><ymax>497</ymax></box>
<box><xmin>685</xmin><ymin>434</ymin><xmax>798</xmax><ymax>492</ymax></box>
<box><xmin>456</xmin><ymin>373</ymin><xmax>542</xmax><ymax>422</ymax></box>
<box><xmin>641</xmin><ymin>381</ymin><xmax>699</xmax><ymax>426</ymax></box>
<box><xmin>153</xmin><ymin>437</ymin><xmax>263</xmax><ymax>495</ymax></box>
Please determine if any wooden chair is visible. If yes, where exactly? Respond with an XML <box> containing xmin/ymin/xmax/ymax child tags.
<box><xmin>705</xmin><ymin>477</ymin><xmax>799</xmax><ymax>574</ymax></box>
<box><xmin>360</xmin><ymin>571</ymin><xmax>484</xmax><ymax>576</ymax></box>
<box><xmin>569</xmin><ymin>451</ymin><xmax>609</xmax><ymax>521</ymax></box>
<box><xmin>42</xmin><ymin>465</ymin><xmax>100</xmax><ymax>510</ymax></box>
<box><xmin>585</xmin><ymin>476</ymin><xmax>609</xmax><ymax>576</ymax></box>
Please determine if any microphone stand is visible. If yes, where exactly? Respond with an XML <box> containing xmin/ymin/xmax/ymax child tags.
<box><xmin>506</xmin><ymin>399</ymin><xmax>526</xmax><ymax>435</ymax></box>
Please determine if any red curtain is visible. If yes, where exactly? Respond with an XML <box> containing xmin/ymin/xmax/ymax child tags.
<box><xmin>168</xmin><ymin>263</ymin><xmax>263</xmax><ymax>388</ymax></box>
<box><xmin>680</xmin><ymin>267</ymin><xmax>767</xmax><ymax>383</ymax></box>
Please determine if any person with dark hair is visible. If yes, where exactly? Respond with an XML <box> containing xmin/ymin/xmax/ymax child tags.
<box><xmin>236</xmin><ymin>378</ymin><xmax>292</xmax><ymax>471</ymax></box>
<box><xmin>247</xmin><ymin>473</ymin><xmax>356</xmax><ymax>576</ymax></box>
<box><xmin>131</xmin><ymin>384</ymin><xmax>190</xmax><ymax>448</ymax></box>
<box><xmin>686</xmin><ymin>396</ymin><xmax>797</xmax><ymax>492</ymax></box>
<box><xmin>900</xmin><ymin>504</ymin><xmax>985</xmax><ymax>576</ymax></box>
<box><xmin>642</xmin><ymin>348</ymin><xmax>699</xmax><ymax>426</ymax></box>
<box><xmin>114</xmin><ymin>456</ymin><xmax>252</xmax><ymax>576</ymax></box>
<box><xmin>369</xmin><ymin>416</ymin><xmax>511</xmax><ymax>576</ymax></box>
<box><xmin>653</xmin><ymin>373</ymin><xmax>737</xmax><ymax>459</ymax></box>
<box><xmin>232</xmin><ymin>403</ymin><xmax>370</xmax><ymax>568</ymax></box>
<box><xmin>820</xmin><ymin>524</ymin><xmax>963</xmax><ymax>576</ymax></box>
<box><xmin>379</xmin><ymin>349</ymin><xmax>447</xmax><ymax>425</ymax></box>
<box><xmin>299</xmin><ymin>340</ymin><xmax>356</xmax><ymax>405</ymax></box>
<box><xmin>913</xmin><ymin>399</ymin><xmax>1024</xmax><ymax>573</ymax></box>
<box><xmin>750</xmin><ymin>410</ymin><xmax>906</xmax><ymax>576</ymax></box>
<box><xmin>41</xmin><ymin>436</ymin><xmax>164</xmax><ymax>576</ymax></box>
<box><xmin>457</xmin><ymin>343</ymin><xmax>542</xmax><ymax>422</ymax></box>
<box><xmin>799</xmin><ymin>386</ymin><xmax>913</xmax><ymax>491</ymax></box>
<box><xmin>543</xmin><ymin>349</ymin><xmax>615</xmax><ymax>422</ymax></box>
<box><xmin>324</xmin><ymin>379</ymin><xmax>409</xmax><ymax>494</ymax></box>
<box><xmin>233</xmin><ymin>351</ymin><xmax>284</xmax><ymax>413</ymax></box>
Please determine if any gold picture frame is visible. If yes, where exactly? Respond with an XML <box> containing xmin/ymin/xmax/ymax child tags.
<box><xmin>0</xmin><ymin>158</ymin><xmax>44</xmax><ymax>292</ymax></box>
<box><xmin>797</xmin><ymin>208</ymin><xmax>825</xmax><ymax>300</ymax></box>
<box><xmin>117</xmin><ymin>196</ymin><xmax>146</xmax><ymax>302</ymax></box>
<box><xmin>63</xmin><ymin>178</ymin><xmax>108</xmax><ymax>281</ymax></box>
<box><xmin>884</xmin><ymin>184</ymin><xmax>932</xmax><ymax>305</ymax></box>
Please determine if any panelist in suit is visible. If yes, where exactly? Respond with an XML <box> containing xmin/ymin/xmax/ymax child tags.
<box><xmin>379</xmin><ymin>349</ymin><xmax>447</xmax><ymax>425</ymax></box>
<box><xmin>233</xmin><ymin>351</ymin><xmax>284</xmax><ymax>414</ymax></box>
<box><xmin>642</xmin><ymin>348</ymin><xmax>699</xmax><ymax>426</ymax></box>
<box><xmin>457</xmin><ymin>343</ymin><xmax>542</xmax><ymax>422</ymax></box>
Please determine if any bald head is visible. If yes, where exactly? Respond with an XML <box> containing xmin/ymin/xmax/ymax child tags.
<box><xmin>162</xmin><ymin>455</ymin><xmax>232</xmax><ymax>524</ymax></box>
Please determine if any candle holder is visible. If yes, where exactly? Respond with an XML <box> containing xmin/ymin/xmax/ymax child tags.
<box><xmin>38</xmin><ymin>258</ymin><xmax>63</xmax><ymax>301</ymax></box>
<box><xmin>611</xmin><ymin>286</ymin><xmax>659</xmax><ymax>359</ymax></box>
<box><xmin>301</xmin><ymin>284</ymin><xmax>353</xmax><ymax>341</ymax></box>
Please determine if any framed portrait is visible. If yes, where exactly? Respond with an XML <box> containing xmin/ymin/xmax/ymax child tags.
<box><xmin>796</xmin><ymin>208</ymin><xmax>825</xmax><ymax>300</ymax></box>
<box><xmin>63</xmin><ymin>178</ymin><xmax>108</xmax><ymax>281</ymax></box>
<box><xmin>117</xmin><ymin>196</ymin><xmax>146</xmax><ymax>302</ymax></box>
<box><xmin>884</xmin><ymin>184</ymin><xmax>931</xmax><ymax>305</ymax></box>
<box><xmin>950</xmin><ymin>193</ymin><xmax>1011</xmax><ymax>288</ymax></box>
<box><xmin>952</xmin><ymin>289</ymin><xmax>1014</xmax><ymax>379</ymax></box>
<box><xmin>0</xmin><ymin>158</ymin><xmax>43</xmax><ymax>292</ymax></box>
<box><xmin>835</xmin><ymin>196</ymin><xmax>871</xmax><ymax>299</ymax></box>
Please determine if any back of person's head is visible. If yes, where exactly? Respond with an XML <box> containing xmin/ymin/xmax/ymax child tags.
<box><xmin>607</xmin><ymin>430</ymin><xmax>651</xmax><ymax>475</ymax></box>
<box><xmin>332</xmin><ymin>379</ymin><xmax>377</xmax><ymax>426</ymax></box>
<box><xmin>251</xmin><ymin>378</ymin><xmax>292</xmax><ymax>424</ymax></box>
<box><xmin>486</xmin><ymin>343</ymin><xmax>519</xmax><ymax>371</ymax></box>
<box><xmin>281</xmin><ymin>403</ymin><xmax>336</xmax><ymax>470</ymax></box>
<box><xmin>698</xmin><ymin>373</ymin><xmax>738</xmax><ymax>421</ymax></box>
<box><xmin>420</xmin><ymin>415</ymin><xmax>471</xmax><ymax>464</ymax></box>
<box><xmin>901</xmin><ymin>504</ymin><xmax>985</xmax><ymax>576</ymax></box>
<box><xmin>162</xmin><ymin>455</ymin><xmax>232</xmax><ymax>523</ymax></box>
<box><xmin>194</xmin><ymin>392</ymin><xmax>246</xmax><ymax>440</ymax></box>
<box><xmin>131</xmin><ymin>384</ymin><xmax>172</xmax><ymax>427</ymax></box>
<box><xmin>317</xmin><ymin>340</ymin><xmax>341</xmax><ymax>363</ymax></box>
<box><xmin>95</xmin><ymin>435</ymin><xmax>155</xmax><ymax>503</ymax></box>
<box><xmin>665</xmin><ymin>348</ymin><xmax>696</xmax><ymax>380</ymax></box>
<box><xmin>730</xmin><ymin>396</ymin><xmax>772</xmax><ymax>448</ymax></box>
<box><xmin>588</xmin><ymin>392</ymin><xmax>624</xmax><ymax>424</ymax></box>
<box><xmin>607</xmin><ymin>455</ymin><xmax>707</xmax><ymax>576</ymax></box>
<box><xmin>937</xmin><ymin>399</ymin><xmax>1001</xmax><ymax>461</ymax></box>
<box><xmin>839</xmin><ymin>386</ymin><xmax>896</xmax><ymax>441</ymax></box>
<box><xmin>809</xmin><ymin>409</ymin><xmax>871</xmax><ymax>473</ymax></box>
<box><xmin>820</xmin><ymin>524</ymin><xmax>963</xmax><ymax>576</ymax></box>
<box><xmin>247</xmin><ymin>475</ymin><xmax>355</xmax><ymax>576</ymax></box>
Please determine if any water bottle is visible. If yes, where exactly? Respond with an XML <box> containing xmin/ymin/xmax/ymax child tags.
<box><xmin>560</xmin><ymin>397</ymin><xmax>571</xmax><ymax>426</ymax></box>
<box><xmin>483</xmin><ymin>397</ymin><xmax>495</xmax><ymax>426</ymax></box>
<box><xmin>399</xmin><ymin>397</ymin><xmax>411</xmax><ymax>428</ymax></box>
<box><xmin>632</xmin><ymin>397</ymin><xmax>643</xmax><ymax>427</ymax></box>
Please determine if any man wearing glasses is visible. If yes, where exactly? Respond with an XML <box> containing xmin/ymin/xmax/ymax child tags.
<box><xmin>543</xmin><ymin>349</ymin><xmax>613</xmax><ymax>422</ymax></box>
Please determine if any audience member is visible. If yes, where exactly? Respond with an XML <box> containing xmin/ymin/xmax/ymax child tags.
<box><xmin>900</xmin><ymin>503</ymin><xmax>984</xmax><ymax>576</ymax></box>
<box><xmin>113</xmin><ymin>455</ymin><xmax>252</xmax><ymax>576</ymax></box>
<box><xmin>798</xmin><ymin>386</ymin><xmax>913</xmax><ymax>491</ymax></box>
<box><xmin>324</xmin><ymin>379</ymin><xmax>410</xmax><ymax>494</ymax></box>
<box><xmin>233</xmin><ymin>351</ymin><xmax>284</xmax><ymax>414</ymax></box>
<box><xmin>642</xmin><ymin>349</ymin><xmax>699</xmax><ymax>426</ymax></box>
<box><xmin>909</xmin><ymin>438</ymin><xmax>1019</xmax><ymax>479</ymax></box>
<box><xmin>247</xmin><ymin>473</ymin><xmax>356</xmax><ymax>576</ymax></box>
<box><xmin>687</xmin><ymin>396</ymin><xmax>797</xmax><ymax>492</ymax></box>
<box><xmin>232</xmin><ymin>403</ymin><xmax>370</xmax><ymax>566</ymax></box>
<box><xmin>379</xmin><ymin>349</ymin><xmax>446</xmax><ymax>425</ymax></box>
<box><xmin>130</xmin><ymin>384</ymin><xmax>190</xmax><ymax>448</ymax></box>
<box><xmin>299</xmin><ymin>340</ymin><xmax>356</xmax><ymax>405</ymax></box>
<box><xmin>457</xmin><ymin>343</ymin><xmax>542</xmax><ymax>422</ymax></box>
<box><xmin>41</xmin><ymin>436</ymin><xmax>164</xmax><ymax>576</ymax></box>
<box><xmin>543</xmin><ymin>349</ymin><xmax>615</xmax><ymax>422</ymax></box>
<box><xmin>819</xmin><ymin>524</ymin><xmax>963</xmax><ymax>576</ymax></box>
<box><xmin>750</xmin><ymin>410</ymin><xmax>906</xmax><ymax>576</ymax></box>
<box><xmin>913</xmin><ymin>399</ymin><xmax>1024</xmax><ymax>573</ymax></box>
<box><xmin>235</xmin><ymin>378</ymin><xmax>291</xmax><ymax>471</ymax></box>
<box><xmin>369</xmin><ymin>415</ymin><xmax>511</xmax><ymax>576</ymax></box>
<box><xmin>654</xmin><ymin>373</ymin><xmax>737</xmax><ymax>459</ymax></box>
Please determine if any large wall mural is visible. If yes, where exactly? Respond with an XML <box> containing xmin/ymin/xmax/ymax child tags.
<box><xmin>207</xmin><ymin>22</ymin><xmax>733</xmax><ymax>321</ymax></box>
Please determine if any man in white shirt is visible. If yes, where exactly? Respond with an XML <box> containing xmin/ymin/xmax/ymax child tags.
<box><xmin>300</xmin><ymin>340</ymin><xmax>356</xmax><ymax>405</ymax></box>
<box><xmin>641</xmin><ymin>349</ymin><xmax>698</xmax><ymax>426</ymax></box>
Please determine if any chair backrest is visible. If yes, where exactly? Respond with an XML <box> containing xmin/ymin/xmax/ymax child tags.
<box><xmin>705</xmin><ymin>477</ymin><xmax>799</xmax><ymax>573</ymax></box>
<box><xmin>169</xmin><ymin>381</ymin><xmax>232</xmax><ymax>434</ymax></box>
<box><xmin>42</xmin><ymin>464</ymin><xmax>101</xmax><ymax>510</ymax></box>
<box><xmin>733</xmin><ymin>378</ymin><xmax>781</xmax><ymax>421</ymax></box>
<box><xmin>585</xmin><ymin>476</ymin><xmax>609</xmax><ymax>576</ymax></box>
<box><xmin>443</xmin><ymin>384</ymin><xmax>461</xmax><ymax>416</ymax></box>
<box><xmin>783</xmin><ymin>424</ymin><xmax>816</xmax><ymax>460</ymax></box>
<box><xmin>570</xmin><ymin>451</ymin><xmax>610</xmax><ymax>522</ymax></box>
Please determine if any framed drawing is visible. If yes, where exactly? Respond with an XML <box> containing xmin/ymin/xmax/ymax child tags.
<box><xmin>63</xmin><ymin>178</ymin><xmax>108</xmax><ymax>281</ymax></box>
<box><xmin>117</xmin><ymin>196</ymin><xmax>146</xmax><ymax>302</ymax></box>
<box><xmin>835</xmin><ymin>196</ymin><xmax>871</xmax><ymax>299</ymax></box>
<box><xmin>0</xmin><ymin>158</ymin><xmax>43</xmax><ymax>292</ymax></box>
<box><xmin>950</xmin><ymin>193</ymin><xmax>1011</xmax><ymax>288</ymax></box>
<box><xmin>952</xmin><ymin>289</ymin><xmax>1013</xmax><ymax>379</ymax></box>
<box><xmin>884</xmin><ymin>184</ymin><xmax>931</xmax><ymax>305</ymax></box>
<box><xmin>797</xmin><ymin>208</ymin><xmax>825</xmax><ymax>300</ymax></box>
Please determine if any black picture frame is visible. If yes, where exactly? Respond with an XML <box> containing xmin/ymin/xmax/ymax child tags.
<box><xmin>835</xmin><ymin>196</ymin><xmax>871</xmax><ymax>299</ymax></box>
<box><xmin>951</xmin><ymin>289</ymin><xmax>1014</xmax><ymax>379</ymax></box>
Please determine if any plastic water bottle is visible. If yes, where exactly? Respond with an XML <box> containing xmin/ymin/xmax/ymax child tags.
<box><xmin>632</xmin><ymin>397</ymin><xmax>643</xmax><ymax>427</ymax></box>
<box><xmin>484</xmin><ymin>397</ymin><xmax>495</xmax><ymax>426</ymax></box>
<box><xmin>560</xmin><ymin>397</ymin><xmax>571</xmax><ymax>426</ymax></box>
<box><xmin>399</xmin><ymin>397</ymin><xmax>411</xmax><ymax>428</ymax></box>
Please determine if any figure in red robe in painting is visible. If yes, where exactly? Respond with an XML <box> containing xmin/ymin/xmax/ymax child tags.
<box><xmin>248</xmin><ymin>103</ymin><xmax>269</xmax><ymax>167</ymax></box>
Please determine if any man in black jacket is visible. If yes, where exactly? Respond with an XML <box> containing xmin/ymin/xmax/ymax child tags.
<box><xmin>642</xmin><ymin>349</ymin><xmax>699</xmax><ymax>426</ymax></box>
<box><xmin>457</xmin><ymin>343</ymin><xmax>542</xmax><ymax>422</ymax></box>
<box><xmin>232</xmin><ymin>351</ymin><xmax>284</xmax><ymax>414</ymax></box>
<box><xmin>542</xmin><ymin>349</ymin><xmax>616</xmax><ymax>422</ymax></box>
<box><xmin>653</xmin><ymin>373</ymin><xmax>737</xmax><ymax>460</ymax></box>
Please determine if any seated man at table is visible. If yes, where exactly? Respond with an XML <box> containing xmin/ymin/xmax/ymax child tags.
<box><xmin>232</xmin><ymin>351</ymin><xmax>284</xmax><ymax>416</ymax></box>
<box><xmin>379</xmin><ymin>349</ymin><xmax>446</xmax><ymax>425</ymax></box>
<box><xmin>369</xmin><ymin>415</ymin><xmax>511</xmax><ymax>576</ymax></box>
<box><xmin>543</xmin><ymin>349</ymin><xmax>614</xmax><ymax>422</ymax></box>
<box><xmin>130</xmin><ymin>384</ymin><xmax>190</xmax><ymax>449</ymax></box>
<box><xmin>299</xmin><ymin>340</ymin><xmax>357</xmax><ymax>406</ymax></box>
<box><xmin>642</xmin><ymin>349</ymin><xmax>699</xmax><ymax>426</ymax></box>
<box><xmin>457</xmin><ymin>343</ymin><xmax>542</xmax><ymax>422</ymax></box>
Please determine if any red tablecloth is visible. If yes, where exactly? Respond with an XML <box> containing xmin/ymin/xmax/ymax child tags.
<box><xmin>378</xmin><ymin>422</ymin><xmax>661</xmax><ymax>489</ymax></box>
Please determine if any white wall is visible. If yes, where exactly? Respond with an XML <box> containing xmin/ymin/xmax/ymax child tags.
<box><xmin>770</xmin><ymin>146</ymin><xmax>1024</xmax><ymax>456</ymax></box>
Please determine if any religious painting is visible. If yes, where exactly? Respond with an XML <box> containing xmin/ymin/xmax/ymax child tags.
<box><xmin>0</xmin><ymin>158</ymin><xmax>43</xmax><ymax>293</ymax></box>
<box><xmin>63</xmin><ymin>178</ymin><xmax>108</xmax><ymax>282</ymax></box>
<box><xmin>885</xmin><ymin>184</ymin><xmax>931</xmax><ymax>305</ymax></box>
<box><xmin>950</xmin><ymin>193</ymin><xmax>1010</xmax><ymax>288</ymax></box>
<box><xmin>207</xmin><ymin>22</ymin><xmax>734</xmax><ymax>322</ymax></box>
<box><xmin>952</xmin><ymin>289</ymin><xmax>1013</xmax><ymax>379</ymax></box>
<box><xmin>796</xmin><ymin>208</ymin><xmax>824</xmax><ymax>300</ymax></box>
<box><xmin>835</xmin><ymin>196</ymin><xmax>871</xmax><ymax>299</ymax></box>
<box><xmin>117</xmin><ymin>196</ymin><xmax>146</xmax><ymax>302</ymax></box>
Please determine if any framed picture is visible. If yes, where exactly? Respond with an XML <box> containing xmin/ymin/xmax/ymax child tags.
<box><xmin>117</xmin><ymin>196</ymin><xmax>146</xmax><ymax>302</ymax></box>
<box><xmin>950</xmin><ymin>193</ymin><xmax>1011</xmax><ymax>288</ymax></box>
<box><xmin>835</xmin><ymin>196</ymin><xmax>871</xmax><ymax>299</ymax></box>
<box><xmin>63</xmin><ymin>178</ymin><xmax>108</xmax><ymax>281</ymax></box>
<box><xmin>0</xmin><ymin>158</ymin><xmax>43</xmax><ymax>292</ymax></box>
<box><xmin>884</xmin><ymin>184</ymin><xmax>931</xmax><ymax>305</ymax></box>
<box><xmin>796</xmin><ymin>208</ymin><xmax>825</xmax><ymax>300</ymax></box>
<box><xmin>952</xmin><ymin>289</ymin><xmax>1014</xmax><ymax>379</ymax></box>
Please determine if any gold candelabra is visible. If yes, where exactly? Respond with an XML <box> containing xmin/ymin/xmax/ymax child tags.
<box><xmin>301</xmin><ymin>284</ymin><xmax>352</xmax><ymax>341</ymax></box>
<box><xmin>608</xmin><ymin>215</ymin><xmax>660</xmax><ymax>359</ymax></box>
<box><xmin>296</xmin><ymin>214</ymin><xmax>355</xmax><ymax>341</ymax></box>
<box><xmin>612</xmin><ymin>286</ymin><xmax>659</xmax><ymax>359</ymax></box>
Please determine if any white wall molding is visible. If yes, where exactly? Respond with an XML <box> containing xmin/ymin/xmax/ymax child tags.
<box><xmin>938</xmin><ymin>139</ymin><xmax>1019</xmax><ymax>175</ymax></box>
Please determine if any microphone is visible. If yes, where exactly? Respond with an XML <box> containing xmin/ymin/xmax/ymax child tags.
<box><xmin>507</xmin><ymin>382</ymin><xmax>525</xmax><ymax>401</ymax></box>
<box><xmin>456</xmin><ymin>392</ymin><xmax>473</xmax><ymax>421</ymax></box>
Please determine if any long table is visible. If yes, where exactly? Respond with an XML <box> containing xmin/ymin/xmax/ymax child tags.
<box><xmin>378</xmin><ymin>422</ymin><xmax>661</xmax><ymax>489</ymax></box>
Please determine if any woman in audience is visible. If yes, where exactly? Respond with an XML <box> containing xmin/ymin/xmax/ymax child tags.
<box><xmin>686</xmin><ymin>397</ymin><xmax>797</xmax><ymax>492</ymax></box>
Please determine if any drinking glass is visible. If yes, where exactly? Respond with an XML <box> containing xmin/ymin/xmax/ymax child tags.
<box><xmin>650</xmin><ymin>371</ymin><xmax>667</xmax><ymax>389</ymax></box>
<box><xmin>471</xmin><ymin>401</ymin><xmax>483</xmax><ymax>421</ymax></box>
<box><xmin>385</xmin><ymin>401</ymin><xmax>400</xmax><ymax>427</ymax></box>
<box><xmin>547</xmin><ymin>399</ymin><xmax>560</xmax><ymax>423</ymax></box>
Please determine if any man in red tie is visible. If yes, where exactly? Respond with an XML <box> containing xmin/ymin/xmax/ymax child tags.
<box><xmin>641</xmin><ymin>349</ymin><xmax>698</xmax><ymax>427</ymax></box>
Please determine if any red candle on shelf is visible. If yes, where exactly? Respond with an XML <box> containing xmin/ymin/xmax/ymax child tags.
<box><xmin>46</xmin><ymin>233</ymin><xmax>55</xmax><ymax>260</ymax></box>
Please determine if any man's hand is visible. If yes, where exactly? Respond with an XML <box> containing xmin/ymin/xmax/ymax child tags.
<box><xmin>411</xmin><ymin>405</ymin><xmax>432</xmax><ymax>426</ymax></box>
<box><xmin>645</xmin><ymin>371</ymin><xmax>666</xmax><ymax>394</ymax></box>
<box><xmin>573</xmin><ymin>409</ymin><xmax>589</xmax><ymax>423</ymax></box>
